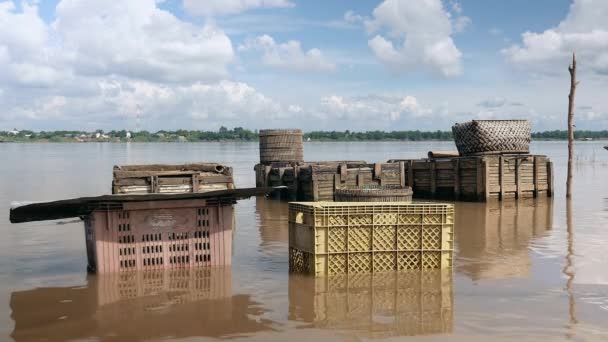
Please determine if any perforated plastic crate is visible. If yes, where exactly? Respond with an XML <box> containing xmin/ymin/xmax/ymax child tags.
<box><xmin>289</xmin><ymin>202</ymin><xmax>454</xmax><ymax>275</ymax></box>
<box><xmin>84</xmin><ymin>199</ymin><xmax>234</xmax><ymax>273</ymax></box>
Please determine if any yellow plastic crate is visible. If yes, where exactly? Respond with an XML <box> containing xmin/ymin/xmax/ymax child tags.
<box><xmin>288</xmin><ymin>202</ymin><xmax>454</xmax><ymax>275</ymax></box>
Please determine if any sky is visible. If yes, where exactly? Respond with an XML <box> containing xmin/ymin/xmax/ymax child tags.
<box><xmin>1</xmin><ymin>0</ymin><xmax>607</xmax><ymax>132</ymax></box>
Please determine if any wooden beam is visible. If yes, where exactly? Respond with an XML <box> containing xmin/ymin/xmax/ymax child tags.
<box><xmin>533</xmin><ymin>156</ymin><xmax>538</xmax><ymax>198</ymax></box>
<box><xmin>192</xmin><ymin>174</ymin><xmax>199</xmax><ymax>192</ymax></box>
<box><xmin>515</xmin><ymin>158</ymin><xmax>520</xmax><ymax>199</ymax></box>
<box><xmin>476</xmin><ymin>157</ymin><xmax>484</xmax><ymax>201</ymax></box>
<box><xmin>430</xmin><ymin>160</ymin><xmax>437</xmax><ymax>195</ymax></box>
<box><xmin>399</xmin><ymin>161</ymin><xmax>406</xmax><ymax>188</ymax></box>
<box><xmin>484</xmin><ymin>159</ymin><xmax>491</xmax><ymax>201</ymax></box>
<box><xmin>499</xmin><ymin>156</ymin><xmax>504</xmax><ymax>200</ymax></box>
<box><xmin>408</xmin><ymin>160</ymin><xmax>414</xmax><ymax>188</ymax></box>
<box><xmin>548</xmin><ymin>160</ymin><xmax>554</xmax><ymax>197</ymax></box>
<box><xmin>453</xmin><ymin>159</ymin><xmax>460</xmax><ymax>200</ymax></box>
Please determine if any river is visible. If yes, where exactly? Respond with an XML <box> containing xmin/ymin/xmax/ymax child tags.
<box><xmin>0</xmin><ymin>141</ymin><xmax>607</xmax><ymax>341</ymax></box>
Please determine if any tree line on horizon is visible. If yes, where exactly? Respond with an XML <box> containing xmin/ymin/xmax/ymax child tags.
<box><xmin>2</xmin><ymin>127</ymin><xmax>608</xmax><ymax>142</ymax></box>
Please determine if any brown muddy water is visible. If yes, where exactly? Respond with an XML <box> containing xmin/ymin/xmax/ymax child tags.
<box><xmin>0</xmin><ymin>141</ymin><xmax>607</xmax><ymax>341</ymax></box>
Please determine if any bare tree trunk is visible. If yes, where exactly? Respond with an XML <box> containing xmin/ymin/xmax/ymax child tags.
<box><xmin>567</xmin><ymin>53</ymin><xmax>578</xmax><ymax>198</ymax></box>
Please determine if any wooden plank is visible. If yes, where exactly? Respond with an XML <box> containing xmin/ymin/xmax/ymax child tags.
<box><xmin>374</xmin><ymin>163</ymin><xmax>382</xmax><ymax>180</ymax></box>
<box><xmin>114</xmin><ymin>170</ymin><xmax>198</xmax><ymax>179</ymax></box>
<box><xmin>429</xmin><ymin>160</ymin><xmax>437</xmax><ymax>195</ymax></box>
<box><xmin>408</xmin><ymin>160</ymin><xmax>414</xmax><ymax>188</ymax></box>
<box><xmin>484</xmin><ymin>159</ymin><xmax>491</xmax><ymax>201</ymax></box>
<box><xmin>476</xmin><ymin>158</ymin><xmax>484</xmax><ymax>201</ymax></box>
<box><xmin>453</xmin><ymin>159</ymin><xmax>460</xmax><ymax>200</ymax></box>
<box><xmin>312</xmin><ymin>178</ymin><xmax>319</xmax><ymax>201</ymax></box>
<box><xmin>340</xmin><ymin>163</ymin><xmax>347</xmax><ymax>182</ymax></box>
<box><xmin>399</xmin><ymin>162</ymin><xmax>406</xmax><ymax>188</ymax></box>
<box><xmin>192</xmin><ymin>174</ymin><xmax>199</xmax><ymax>193</ymax></box>
<box><xmin>547</xmin><ymin>160</ymin><xmax>554</xmax><ymax>197</ymax></box>
<box><xmin>515</xmin><ymin>158</ymin><xmax>520</xmax><ymax>199</ymax></box>
<box><xmin>499</xmin><ymin>156</ymin><xmax>504</xmax><ymax>200</ymax></box>
<box><xmin>334</xmin><ymin>173</ymin><xmax>340</xmax><ymax>193</ymax></box>
<box><xmin>532</xmin><ymin>156</ymin><xmax>538</xmax><ymax>198</ymax></box>
<box><xmin>200</xmin><ymin>175</ymin><xmax>234</xmax><ymax>185</ymax></box>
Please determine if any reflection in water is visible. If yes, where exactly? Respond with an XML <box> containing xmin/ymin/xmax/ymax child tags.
<box><xmin>563</xmin><ymin>199</ymin><xmax>578</xmax><ymax>338</ymax></box>
<box><xmin>456</xmin><ymin>199</ymin><xmax>553</xmax><ymax>280</ymax></box>
<box><xmin>10</xmin><ymin>268</ymin><xmax>276</xmax><ymax>341</ymax></box>
<box><xmin>255</xmin><ymin>196</ymin><xmax>289</xmax><ymax>248</ymax></box>
<box><xmin>289</xmin><ymin>270</ymin><xmax>453</xmax><ymax>338</ymax></box>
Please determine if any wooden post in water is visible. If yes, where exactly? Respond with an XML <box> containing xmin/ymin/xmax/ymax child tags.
<box><xmin>567</xmin><ymin>53</ymin><xmax>578</xmax><ymax>198</ymax></box>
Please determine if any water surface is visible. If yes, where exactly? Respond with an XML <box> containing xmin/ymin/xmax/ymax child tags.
<box><xmin>1</xmin><ymin>141</ymin><xmax>607</xmax><ymax>341</ymax></box>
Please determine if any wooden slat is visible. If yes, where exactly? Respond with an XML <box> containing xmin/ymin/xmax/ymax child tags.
<box><xmin>114</xmin><ymin>170</ymin><xmax>198</xmax><ymax>179</ymax></box>
<box><xmin>476</xmin><ymin>158</ymin><xmax>483</xmax><ymax>201</ymax></box>
<box><xmin>399</xmin><ymin>162</ymin><xmax>406</xmax><ymax>188</ymax></box>
<box><xmin>499</xmin><ymin>156</ymin><xmax>504</xmax><ymax>200</ymax></box>
<box><xmin>515</xmin><ymin>158</ymin><xmax>520</xmax><ymax>199</ymax></box>
<box><xmin>547</xmin><ymin>160</ymin><xmax>554</xmax><ymax>197</ymax></box>
<box><xmin>532</xmin><ymin>156</ymin><xmax>539</xmax><ymax>198</ymax></box>
<box><xmin>430</xmin><ymin>160</ymin><xmax>437</xmax><ymax>195</ymax></box>
<box><xmin>453</xmin><ymin>159</ymin><xmax>460</xmax><ymax>200</ymax></box>
<box><xmin>408</xmin><ymin>160</ymin><xmax>414</xmax><ymax>188</ymax></box>
<box><xmin>484</xmin><ymin>159</ymin><xmax>490</xmax><ymax>200</ymax></box>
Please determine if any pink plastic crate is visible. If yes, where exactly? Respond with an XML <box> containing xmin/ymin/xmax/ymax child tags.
<box><xmin>84</xmin><ymin>199</ymin><xmax>234</xmax><ymax>273</ymax></box>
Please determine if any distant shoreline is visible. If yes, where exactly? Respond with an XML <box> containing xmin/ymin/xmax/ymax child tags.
<box><xmin>1</xmin><ymin>138</ymin><xmax>606</xmax><ymax>143</ymax></box>
<box><xmin>2</xmin><ymin>128</ymin><xmax>608</xmax><ymax>143</ymax></box>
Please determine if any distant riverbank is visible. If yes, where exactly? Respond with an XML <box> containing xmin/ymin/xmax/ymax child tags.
<box><xmin>2</xmin><ymin>128</ymin><xmax>608</xmax><ymax>143</ymax></box>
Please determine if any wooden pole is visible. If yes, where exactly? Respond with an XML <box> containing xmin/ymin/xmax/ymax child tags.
<box><xmin>566</xmin><ymin>53</ymin><xmax>578</xmax><ymax>198</ymax></box>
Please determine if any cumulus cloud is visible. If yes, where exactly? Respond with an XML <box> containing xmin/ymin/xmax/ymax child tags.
<box><xmin>364</xmin><ymin>0</ymin><xmax>467</xmax><ymax>77</ymax></box>
<box><xmin>238</xmin><ymin>34</ymin><xmax>336</xmax><ymax>72</ymax></box>
<box><xmin>0</xmin><ymin>0</ymin><xmax>296</xmax><ymax>130</ymax></box>
<box><xmin>183</xmin><ymin>0</ymin><xmax>294</xmax><ymax>16</ymax></box>
<box><xmin>317</xmin><ymin>94</ymin><xmax>432</xmax><ymax>123</ymax></box>
<box><xmin>503</xmin><ymin>0</ymin><xmax>608</xmax><ymax>75</ymax></box>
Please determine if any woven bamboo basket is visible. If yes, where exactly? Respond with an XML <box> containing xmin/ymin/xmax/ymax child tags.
<box><xmin>334</xmin><ymin>185</ymin><xmax>413</xmax><ymax>202</ymax></box>
<box><xmin>452</xmin><ymin>120</ymin><xmax>531</xmax><ymax>156</ymax></box>
<box><xmin>259</xmin><ymin>129</ymin><xmax>304</xmax><ymax>164</ymax></box>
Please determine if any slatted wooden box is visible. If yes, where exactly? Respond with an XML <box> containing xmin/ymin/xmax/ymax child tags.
<box><xmin>84</xmin><ymin>198</ymin><xmax>234</xmax><ymax>274</ymax></box>
<box><xmin>113</xmin><ymin>163</ymin><xmax>234</xmax><ymax>194</ymax></box>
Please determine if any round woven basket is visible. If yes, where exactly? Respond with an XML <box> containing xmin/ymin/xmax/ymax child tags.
<box><xmin>334</xmin><ymin>185</ymin><xmax>413</xmax><ymax>202</ymax></box>
<box><xmin>452</xmin><ymin>120</ymin><xmax>531</xmax><ymax>156</ymax></box>
<box><xmin>259</xmin><ymin>129</ymin><xmax>304</xmax><ymax>164</ymax></box>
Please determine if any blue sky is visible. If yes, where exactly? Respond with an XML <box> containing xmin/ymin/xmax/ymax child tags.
<box><xmin>0</xmin><ymin>0</ymin><xmax>607</xmax><ymax>132</ymax></box>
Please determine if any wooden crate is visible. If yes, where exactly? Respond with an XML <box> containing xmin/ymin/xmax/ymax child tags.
<box><xmin>113</xmin><ymin>163</ymin><xmax>234</xmax><ymax>194</ymax></box>
<box><xmin>389</xmin><ymin>154</ymin><xmax>553</xmax><ymax>201</ymax></box>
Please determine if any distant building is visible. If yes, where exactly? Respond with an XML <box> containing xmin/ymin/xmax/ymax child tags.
<box><xmin>126</xmin><ymin>131</ymin><xmax>132</xmax><ymax>139</ymax></box>
<box><xmin>95</xmin><ymin>132</ymin><xmax>101</xmax><ymax>139</ymax></box>
<box><xmin>177</xmin><ymin>136</ymin><xmax>187</xmax><ymax>142</ymax></box>
<box><xmin>9</xmin><ymin>128</ymin><xmax>19</xmax><ymax>135</ymax></box>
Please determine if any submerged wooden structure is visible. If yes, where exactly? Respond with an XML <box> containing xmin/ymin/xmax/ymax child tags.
<box><xmin>255</xmin><ymin>154</ymin><xmax>553</xmax><ymax>202</ymax></box>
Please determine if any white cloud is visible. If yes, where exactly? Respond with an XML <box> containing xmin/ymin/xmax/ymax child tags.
<box><xmin>364</xmin><ymin>0</ymin><xmax>465</xmax><ymax>77</ymax></box>
<box><xmin>239</xmin><ymin>34</ymin><xmax>336</xmax><ymax>72</ymax></box>
<box><xmin>0</xmin><ymin>0</ymin><xmax>298</xmax><ymax>130</ymax></box>
<box><xmin>344</xmin><ymin>10</ymin><xmax>364</xmax><ymax>24</ymax></box>
<box><xmin>183</xmin><ymin>0</ymin><xmax>293</xmax><ymax>16</ymax></box>
<box><xmin>503</xmin><ymin>0</ymin><xmax>608</xmax><ymax>75</ymax></box>
<box><xmin>317</xmin><ymin>94</ymin><xmax>432</xmax><ymax>123</ymax></box>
